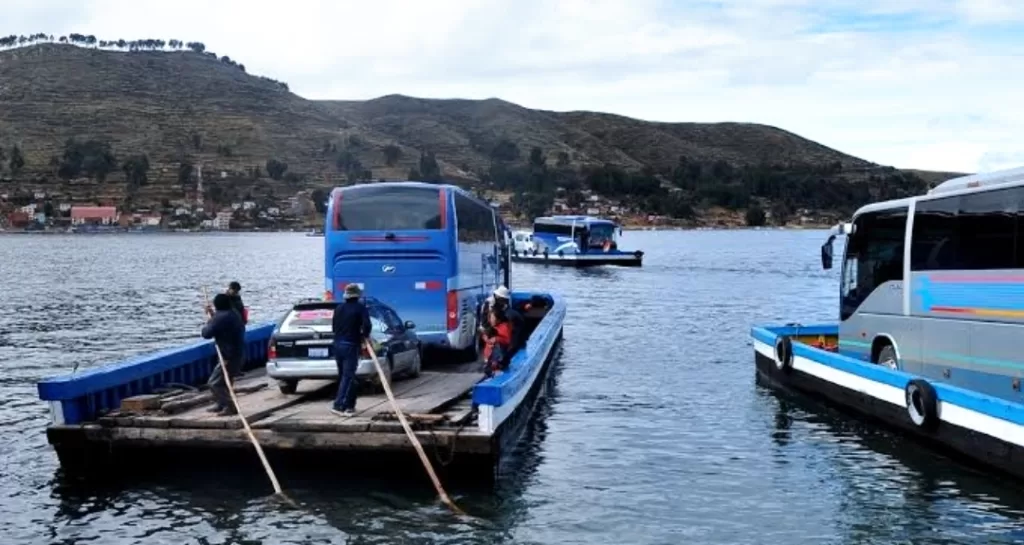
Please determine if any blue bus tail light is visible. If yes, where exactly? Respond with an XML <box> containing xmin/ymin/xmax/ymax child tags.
<box><xmin>447</xmin><ymin>290</ymin><xmax>458</xmax><ymax>331</ymax></box>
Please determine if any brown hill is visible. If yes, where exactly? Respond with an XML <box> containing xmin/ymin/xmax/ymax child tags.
<box><xmin>0</xmin><ymin>42</ymin><xmax>955</xmax><ymax>224</ymax></box>
<box><xmin>323</xmin><ymin>94</ymin><xmax>875</xmax><ymax>175</ymax></box>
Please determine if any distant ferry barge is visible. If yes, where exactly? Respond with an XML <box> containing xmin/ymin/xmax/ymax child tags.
<box><xmin>511</xmin><ymin>216</ymin><xmax>643</xmax><ymax>267</ymax></box>
<box><xmin>753</xmin><ymin>165</ymin><xmax>1024</xmax><ymax>480</ymax></box>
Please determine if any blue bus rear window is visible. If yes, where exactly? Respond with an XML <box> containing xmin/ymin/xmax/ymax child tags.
<box><xmin>337</xmin><ymin>185</ymin><xmax>442</xmax><ymax>231</ymax></box>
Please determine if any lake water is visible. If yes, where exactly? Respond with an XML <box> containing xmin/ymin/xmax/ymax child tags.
<box><xmin>3</xmin><ymin>230</ymin><xmax>1024</xmax><ymax>544</ymax></box>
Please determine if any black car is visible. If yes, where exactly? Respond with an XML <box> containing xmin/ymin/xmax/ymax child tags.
<box><xmin>265</xmin><ymin>297</ymin><xmax>423</xmax><ymax>394</ymax></box>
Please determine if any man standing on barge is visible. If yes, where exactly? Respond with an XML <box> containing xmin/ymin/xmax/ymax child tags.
<box><xmin>331</xmin><ymin>284</ymin><xmax>371</xmax><ymax>416</ymax></box>
<box><xmin>202</xmin><ymin>293</ymin><xmax>246</xmax><ymax>416</ymax></box>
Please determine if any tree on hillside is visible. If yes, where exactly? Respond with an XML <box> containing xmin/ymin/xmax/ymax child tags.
<box><xmin>490</xmin><ymin>139</ymin><xmax>520</xmax><ymax>163</ymax></box>
<box><xmin>745</xmin><ymin>206</ymin><xmax>767</xmax><ymax>227</ymax></box>
<box><xmin>770</xmin><ymin>201</ymin><xmax>791</xmax><ymax>226</ymax></box>
<box><xmin>529</xmin><ymin>147</ymin><xmax>546</xmax><ymax>169</ymax></box>
<box><xmin>419</xmin><ymin>152</ymin><xmax>441</xmax><ymax>182</ymax></box>
<box><xmin>7</xmin><ymin>144</ymin><xmax>23</xmax><ymax>174</ymax></box>
<box><xmin>122</xmin><ymin>154</ymin><xmax>150</xmax><ymax>188</ymax></box>
<box><xmin>266</xmin><ymin>159</ymin><xmax>288</xmax><ymax>180</ymax></box>
<box><xmin>0</xmin><ymin>147</ymin><xmax>6</xmax><ymax>173</ymax></box>
<box><xmin>383</xmin><ymin>144</ymin><xmax>402</xmax><ymax>166</ymax></box>
<box><xmin>178</xmin><ymin>161</ymin><xmax>193</xmax><ymax>185</ymax></box>
<box><xmin>556</xmin><ymin>151</ymin><xmax>570</xmax><ymax>168</ymax></box>
<box><xmin>58</xmin><ymin>139</ymin><xmax>117</xmax><ymax>181</ymax></box>
<box><xmin>407</xmin><ymin>168</ymin><xmax>422</xmax><ymax>181</ymax></box>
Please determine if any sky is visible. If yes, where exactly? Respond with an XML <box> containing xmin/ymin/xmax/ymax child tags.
<box><xmin>2</xmin><ymin>0</ymin><xmax>1024</xmax><ymax>173</ymax></box>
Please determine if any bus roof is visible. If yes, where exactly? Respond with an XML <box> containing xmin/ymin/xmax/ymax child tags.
<box><xmin>534</xmin><ymin>215</ymin><xmax>616</xmax><ymax>226</ymax></box>
<box><xmin>851</xmin><ymin>164</ymin><xmax>1024</xmax><ymax>220</ymax></box>
<box><xmin>928</xmin><ymin>165</ymin><xmax>1024</xmax><ymax>195</ymax></box>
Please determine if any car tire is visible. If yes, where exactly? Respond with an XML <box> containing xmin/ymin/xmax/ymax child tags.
<box><xmin>278</xmin><ymin>379</ymin><xmax>298</xmax><ymax>395</ymax></box>
<box><xmin>409</xmin><ymin>347</ymin><xmax>422</xmax><ymax>378</ymax></box>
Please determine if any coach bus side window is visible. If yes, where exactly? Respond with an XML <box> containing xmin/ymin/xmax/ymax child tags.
<box><xmin>841</xmin><ymin>208</ymin><xmax>907</xmax><ymax>320</ymax></box>
<box><xmin>455</xmin><ymin>192</ymin><xmax>493</xmax><ymax>243</ymax></box>
<box><xmin>959</xmin><ymin>188</ymin><xmax>1017</xmax><ymax>270</ymax></box>
<box><xmin>911</xmin><ymin>196</ymin><xmax>959</xmax><ymax>271</ymax></box>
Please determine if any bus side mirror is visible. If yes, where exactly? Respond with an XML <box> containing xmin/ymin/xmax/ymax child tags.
<box><xmin>821</xmin><ymin>235</ymin><xmax>836</xmax><ymax>270</ymax></box>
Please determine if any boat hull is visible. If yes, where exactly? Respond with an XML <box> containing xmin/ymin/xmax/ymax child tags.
<box><xmin>752</xmin><ymin>324</ymin><xmax>1024</xmax><ymax>481</ymax></box>
<box><xmin>511</xmin><ymin>250</ymin><xmax>642</xmax><ymax>267</ymax></box>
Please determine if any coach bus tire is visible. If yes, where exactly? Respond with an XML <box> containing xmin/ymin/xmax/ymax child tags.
<box><xmin>774</xmin><ymin>336</ymin><xmax>793</xmax><ymax>372</ymax></box>
<box><xmin>876</xmin><ymin>343</ymin><xmax>899</xmax><ymax>371</ymax></box>
<box><xmin>906</xmin><ymin>379</ymin><xmax>939</xmax><ymax>430</ymax></box>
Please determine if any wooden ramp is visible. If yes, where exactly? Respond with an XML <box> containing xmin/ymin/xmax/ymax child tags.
<box><xmin>98</xmin><ymin>369</ymin><xmax>483</xmax><ymax>433</ymax></box>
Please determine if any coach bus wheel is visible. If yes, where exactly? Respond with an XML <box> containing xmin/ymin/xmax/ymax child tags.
<box><xmin>905</xmin><ymin>379</ymin><xmax>939</xmax><ymax>430</ymax></box>
<box><xmin>875</xmin><ymin>343</ymin><xmax>899</xmax><ymax>371</ymax></box>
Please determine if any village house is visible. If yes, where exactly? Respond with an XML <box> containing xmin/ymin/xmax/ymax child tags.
<box><xmin>212</xmin><ymin>210</ymin><xmax>233</xmax><ymax>230</ymax></box>
<box><xmin>70</xmin><ymin>206</ymin><xmax>118</xmax><ymax>226</ymax></box>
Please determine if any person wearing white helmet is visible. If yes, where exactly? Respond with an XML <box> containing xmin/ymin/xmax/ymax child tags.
<box><xmin>488</xmin><ymin>285</ymin><xmax>525</xmax><ymax>370</ymax></box>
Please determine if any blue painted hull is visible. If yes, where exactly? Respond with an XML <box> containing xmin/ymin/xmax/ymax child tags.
<box><xmin>752</xmin><ymin>324</ymin><xmax>1024</xmax><ymax>481</ymax></box>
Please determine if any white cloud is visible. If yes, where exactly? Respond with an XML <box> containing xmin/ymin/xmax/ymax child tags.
<box><xmin>1</xmin><ymin>0</ymin><xmax>1023</xmax><ymax>173</ymax></box>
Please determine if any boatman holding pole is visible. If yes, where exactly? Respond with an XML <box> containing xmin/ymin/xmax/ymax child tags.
<box><xmin>331</xmin><ymin>284</ymin><xmax>371</xmax><ymax>416</ymax></box>
<box><xmin>201</xmin><ymin>293</ymin><xmax>246</xmax><ymax>415</ymax></box>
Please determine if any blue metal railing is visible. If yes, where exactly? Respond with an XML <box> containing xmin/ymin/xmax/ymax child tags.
<box><xmin>37</xmin><ymin>323</ymin><xmax>275</xmax><ymax>425</ymax></box>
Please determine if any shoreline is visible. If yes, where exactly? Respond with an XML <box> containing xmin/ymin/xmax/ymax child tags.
<box><xmin>0</xmin><ymin>224</ymin><xmax>833</xmax><ymax>235</ymax></box>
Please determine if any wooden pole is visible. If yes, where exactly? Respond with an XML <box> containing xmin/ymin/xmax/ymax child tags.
<box><xmin>364</xmin><ymin>340</ymin><xmax>465</xmax><ymax>516</ymax></box>
<box><xmin>203</xmin><ymin>287</ymin><xmax>288</xmax><ymax>499</ymax></box>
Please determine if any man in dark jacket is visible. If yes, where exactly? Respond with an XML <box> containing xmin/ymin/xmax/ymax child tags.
<box><xmin>227</xmin><ymin>281</ymin><xmax>247</xmax><ymax>325</ymax></box>
<box><xmin>331</xmin><ymin>284</ymin><xmax>371</xmax><ymax>415</ymax></box>
<box><xmin>202</xmin><ymin>293</ymin><xmax>246</xmax><ymax>415</ymax></box>
<box><xmin>491</xmin><ymin>286</ymin><xmax>525</xmax><ymax>370</ymax></box>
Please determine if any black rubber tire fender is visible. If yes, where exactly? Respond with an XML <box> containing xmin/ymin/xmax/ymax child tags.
<box><xmin>774</xmin><ymin>336</ymin><xmax>793</xmax><ymax>372</ymax></box>
<box><xmin>906</xmin><ymin>378</ymin><xmax>939</xmax><ymax>430</ymax></box>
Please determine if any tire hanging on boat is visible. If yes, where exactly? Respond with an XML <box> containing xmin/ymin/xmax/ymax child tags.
<box><xmin>774</xmin><ymin>336</ymin><xmax>793</xmax><ymax>372</ymax></box>
<box><xmin>905</xmin><ymin>378</ymin><xmax>939</xmax><ymax>430</ymax></box>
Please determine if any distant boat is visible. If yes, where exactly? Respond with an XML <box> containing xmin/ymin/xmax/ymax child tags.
<box><xmin>511</xmin><ymin>215</ymin><xmax>644</xmax><ymax>267</ymax></box>
<box><xmin>306</xmin><ymin>228</ymin><xmax>324</xmax><ymax>237</ymax></box>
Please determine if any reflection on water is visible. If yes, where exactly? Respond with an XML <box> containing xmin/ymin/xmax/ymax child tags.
<box><xmin>1</xmin><ymin>230</ymin><xmax>1023</xmax><ymax>544</ymax></box>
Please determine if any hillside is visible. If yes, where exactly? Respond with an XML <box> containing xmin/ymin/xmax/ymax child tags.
<box><xmin>0</xmin><ymin>41</ymin><xmax>958</xmax><ymax>228</ymax></box>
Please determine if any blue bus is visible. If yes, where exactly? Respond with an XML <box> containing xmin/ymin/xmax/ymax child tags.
<box><xmin>323</xmin><ymin>182</ymin><xmax>510</xmax><ymax>357</ymax></box>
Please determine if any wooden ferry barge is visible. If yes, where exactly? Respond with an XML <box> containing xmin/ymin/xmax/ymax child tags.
<box><xmin>37</xmin><ymin>291</ymin><xmax>566</xmax><ymax>481</ymax></box>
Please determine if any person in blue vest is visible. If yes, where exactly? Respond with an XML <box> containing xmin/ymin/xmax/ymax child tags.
<box><xmin>201</xmin><ymin>293</ymin><xmax>246</xmax><ymax>416</ymax></box>
<box><xmin>331</xmin><ymin>284</ymin><xmax>371</xmax><ymax>416</ymax></box>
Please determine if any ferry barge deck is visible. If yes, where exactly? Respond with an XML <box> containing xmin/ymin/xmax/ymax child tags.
<box><xmin>38</xmin><ymin>291</ymin><xmax>566</xmax><ymax>480</ymax></box>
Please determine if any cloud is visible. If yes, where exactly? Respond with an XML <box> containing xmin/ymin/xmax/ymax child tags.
<box><xmin>1</xmin><ymin>0</ymin><xmax>1023</xmax><ymax>173</ymax></box>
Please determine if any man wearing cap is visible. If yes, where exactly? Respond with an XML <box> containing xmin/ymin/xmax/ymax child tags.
<box><xmin>226</xmin><ymin>281</ymin><xmax>247</xmax><ymax>325</ymax></box>
<box><xmin>331</xmin><ymin>284</ymin><xmax>371</xmax><ymax>416</ymax></box>
<box><xmin>490</xmin><ymin>286</ymin><xmax>525</xmax><ymax>371</ymax></box>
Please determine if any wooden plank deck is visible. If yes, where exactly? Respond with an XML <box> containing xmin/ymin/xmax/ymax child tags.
<box><xmin>97</xmin><ymin>368</ymin><xmax>484</xmax><ymax>434</ymax></box>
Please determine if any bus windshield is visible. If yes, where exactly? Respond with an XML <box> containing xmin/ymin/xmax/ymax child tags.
<box><xmin>840</xmin><ymin>207</ymin><xmax>907</xmax><ymax>320</ymax></box>
<box><xmin>336</xmin><ymin>185</ymin><xmax>442</xmax><ymax>231</ymax></box>
<box><xmin>589</xmin><ymin>223</ymin><xmax>616</xmax><ymax>242</ymax></box>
